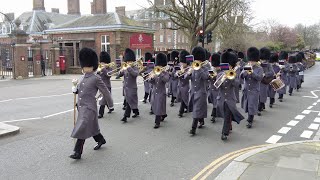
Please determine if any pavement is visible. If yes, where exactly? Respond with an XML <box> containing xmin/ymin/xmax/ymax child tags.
<box><xmin>0</xmin><ymin>62</ymin><xmax>320</xmax><ymax>179</ymax></box>
<box><xmin>214</xmin><ymin>140</ymin><xmax>320</xmax><ymax>180</ymax></box>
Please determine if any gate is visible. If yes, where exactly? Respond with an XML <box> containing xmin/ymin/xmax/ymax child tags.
<box><xmin>0</xmin><ymin>43</ymin><xmax>14</xmax><ymax>79</ymax></box>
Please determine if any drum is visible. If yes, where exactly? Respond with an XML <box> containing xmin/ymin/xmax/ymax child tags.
<box><xmin>270</xmin><ymin>78</ymin><xmax>285</xmax><ymax>91</ymax></box>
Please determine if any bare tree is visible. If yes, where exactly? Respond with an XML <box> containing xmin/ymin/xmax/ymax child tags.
<box><xmin>148</xmin><ymin>0</ymin><xmax>250</xmax><ymax>50</ymax></box>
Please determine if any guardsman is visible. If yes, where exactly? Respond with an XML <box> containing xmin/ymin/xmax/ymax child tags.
<box><xmin>237</xmin><ymin>52</ymin><xmax>246</xmax><ymax>90</ymax></box>
<box><xmin>258</xmin><ymin>47</ymin><xmax>275</xmax><ymax>116</ymax></box>
<box><xmin>288</xmin><ymin>55</ymin><xmax>298</xmax><ymax>96</ymax></box>
<box><xmin>118</xmin><ymin>48</ymin><xmax>140</xmax><ymax>123</ymax></box>
<box><xmin>166</xmin><ymin>53</ymin><xmax>172</xmax><ymax>97</ymax></box>
<box><xmin>142</xmin><ymin>52</ymin><xmax>153</xmax><ymax>103</ymax></box>
<box><xmin>296</xmin><ymin>53</ymin><xmax>305</xmax><ymax>91</ymax></box>
<box><xmin>208</xmin><ymin>53</ymin><xmax>221</xmax><ymax>123</ymax></box>
<box><xmin>216</xmin><ymin>51</ymin><xmax>244</xmax><ymax>140</ymax></box>
<box><xmin>186</xmin><ymin>47</ymin><xmax>209</xmax><ymax>135</ymax></box>
<box><xmin>268</xmin><ymin>53</ymin><xmax>280</xmax><ymax>108</ymax></box>
<box><xmin>70</xmin><ymin>48</ymin><xmax>114</xmax><ymax>159</ymax></box>
<box><xmin>169</xmin><ymin>51</ymin><xmax>180</xmax><ymax>107</ymax></box>
<box><xmin>98</xmin><ymin>51</ymin><xmax>114</xmax><ymax>118</ymax></box>
<box><xmin>148</xmin><ymin>53</ymin><xmax>170</xmax><ymax>128</ymax></box>
<box><xmin>277</xmin><ymin>51</ymin><xmax>289</xmax><ymax>102</ymax></box>
<box><xmin>176</xmin><ymin>50</ymin><xmax>191</xmax><ymax>118</ymax></box>
<box><xmin>241</xmin><ymin>47</ymin><xmax>264</xmax><ymax>129</ymax></box>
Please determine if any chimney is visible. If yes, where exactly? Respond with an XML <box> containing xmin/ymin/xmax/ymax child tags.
<box><xmin>5</xmin><ymin>13</ymin><xmax>15</xmax><ymax>22</ymax></box>
<box><xmin>68</xmin><ymin>0</ymin><xmax>81</xmax><ymax>15</ymax></box>
<box><xmin>115</xmin><ymin>6</ymin><xmax>125</xmax><ymax>17</ymax></box>
<box><xmin>154</xmin><ymin>0</ymin><xmax>164</xmax><ymax>6</ymax></box>
<box><xmin>51</xmin><ymin>8</ymin><xmax>60</xmax><ymax>14</ymax></box>
<box><xmin>92</xmin><ymin>0</ymin><xmax>106</xmax><ymax>15</ymax></box>
<box><xmin>33</xmin><ymin>0</ymin><xmax>45</xmax><ymax>11</ymax></box>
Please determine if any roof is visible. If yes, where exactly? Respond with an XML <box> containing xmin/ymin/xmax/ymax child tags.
<box><xmin>17</xmin><ymin>10</ymin><xmax>79</xmax><ymax>34</ymax></box>
<box><xmin>45</xmin><ymin>13</ymin><xmax>155</xmax><ymax>34</ymax></box>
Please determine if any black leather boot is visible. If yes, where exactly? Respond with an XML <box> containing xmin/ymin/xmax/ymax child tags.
<box><xmin>189</xmin><ymin>128</ymin><xmax>196</xmax><ymax>135</ymax></box>
<box><xmin>69</xmin><ymin>153</ymin><xmax>81</xmax><ymax>159</ymax></box>
<box><xmin>94</xmin><ymin>139</ymin><xmax>106</xmax><ymax>150</ymax></box>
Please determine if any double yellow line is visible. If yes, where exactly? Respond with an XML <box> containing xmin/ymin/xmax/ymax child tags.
<box><xmin>191</xmin><ymin>144</ymin><xmax>268</xmax><ymax>180</ymax></box>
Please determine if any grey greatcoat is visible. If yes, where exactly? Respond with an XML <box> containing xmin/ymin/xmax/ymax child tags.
<box><xmin>143</xmin><ymin>66</ymin><xmax>153</xmax><ymax>93</ymax></box>
<box><xmin>169</xmin><ymin>69</ymin><xmax>179</xmax><ymax>97</ymax></box>
<box><xmin>287</xmin><ymin>64</ymin><xmax>298</xmax><ymax>89</ymax></box>
<box><xmin>216</xmin><ymin>72</ymin><xmax>244</xmax><ymax>124</ymax></box>
<box><xmin>268</xmin><ymin>64</ymin><xmax>281</xmax><ymax>98</ymax></box>
<box><xmin>71</xmin><ymin>72</ymin><xmax>114</xmax><ymax>139</ymax></box>
<box><xmin>119</xmin><ymin>66</ymin><xmax>139</xmax><ymax>109</ymax></box>
<box><xmin>260</xmin><ymin>63</ymin><xmax>275</xmax><ymax>103</ymax></box>
<box><xmin>277</xmin><ymin>64</ymin><xmax>289</xmax><ymax>95</ymax></box>
<box><xmin>241</xmin><ymin>65</ymin><xmax>264</xmax><ymax>116</ymax></box>
<box><xmin>296</xmin><ymin>62</ymin><xmax>305</xmax><ymax>86</ymax></box>
<box><xmin>186</xmin><ymin>67</ymin><xmax>209</xmax><ymax>119</ymax></box>
<box><xmin>176</xmin><ymin>72</ymin><xmax>190</xmax><ymax>105</ymax></box>
<box><xmin>234</xmin><ymin>67</ymin><xmax>242</xmax><ymax>103</ymax></box>
<box><xmin>149</xmin><ymin>71</ymin><xmax>170</xmax><ymax>116</ymax></box>
<box><xmin>98</xmin><ymin>67</ymin><xmax>112</xmax><ymax>106</ymax></box>
<box><xmin>208</xmin><ymin>71</ymin><xmax>220</xmax><ymax>108</ymax></box>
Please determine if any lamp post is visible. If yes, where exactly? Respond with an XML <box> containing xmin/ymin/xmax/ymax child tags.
<box><xmin>202</xmin><ymin>0</ymin><xmax>206</xmax><ymax>48</ymax></box>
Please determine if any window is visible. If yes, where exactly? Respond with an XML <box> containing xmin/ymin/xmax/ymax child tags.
<box><xmin>154</xmin><ymin>35</ymin><xmax>157</xmax><ymax>42</ymax></box>
<box><xmin>136</xmin><ymin>49</ymin><xmax>141</xmax><ymax>59</ymax></box>
<box><xmin>178</xmin><ymin>35</ymin><xmax>181</xmax><ymax>43</ymax></box>
<box><xmin>182</xmin><ymin>35</ymin><xmax>185</xmax><ymax>43</ymax></box>
<box><xmin>45</xmin><ymin>50</ymin><xmax>49</xmax><ymax>60</ymax></box>
<box><xmin>145</xmin><ymin>23</ymin><xmax>149</xmax><ymax>27</ymax></box>
<box><xmin>101</xmin><ymin>35</ymin><xmax>110</xmax><ymax>54</ymax></box>
<box><xmin>1</xmin><ymin>25</ymin><xmax>7</xmax><ymax>34</ymax></box>
<box><xmin>145</xmin><ymin>12</ymin><xmax>149</xmax><ymax>19</ymax></box>
<box><xmin>167</xmin><ymin>22</ymin><xmax>172</xmax><ymax>28</ymax></box>
<box><xmin>168</xmin><ymin>35</ymin><xmax>172</xmax><ymax>43</ymax></box>
<box><xmin>152</xmin><ymin>23</ymin><xmax>156</xmax><ymax>29</ymax></box>
<box><xmin>159</xmin><ymin>12</ymin><xmax>164</xmax><ymax>18</ymax></box>
<box><xmin>159</xmin><ymin>23</ymin><xmax>163</xmax><ymax>29</ymax></box>
<box><xmin>160</xmin><ymin>35</ymin><xmax>164</xmax><ymax>43</ymax></box>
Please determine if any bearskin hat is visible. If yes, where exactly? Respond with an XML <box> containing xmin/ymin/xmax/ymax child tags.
<box><xmin>238</xmin><ymin>52</ymin><xmax>245</xmax><ymax>59</ymax></box>
<box><xmin>192</xmin><ymin>46</ymin><xmax>206</xmax><ymax>62</ymax></box>
<box><xmin>221</xmin><ymin>51</ymin><xmax>237</xmax><ymax>67</ymax></box>
<box><xmin>167</xmin><ymin>53</ymin><xmax>171</xmax><ymax>62</ymax></box>
<box><xmin>269</xmin><ymin>53</ymin><xmax>279</xmax><ymax>63</ymax></box>
<box><xmin>296</xmin><ymin>54</ymin><xmax>303</xmax><ymax>62</ymax></box>
<box><xmin>123</xmin><ymin>48</ymin><xmax>136</xmax><ymax>62</ymax></box>
<box><xmin>279</xmin><ymin>51</ymin><xmax>288</xmax><ymax>60</ymax></box>
<box><xmin>206</xmin><ymin>50</ymin><xmax>211</xmax><ymax>61</ymax></box>
<box><xmin>179</xmin><ymin>50</ymin><xmax>190</xmax><ymax>64</ymax></box>
<box><xmin>298</xmin><ymin>52</ymin><xmax>305</xmax><ymax>59</ymax></box>
<box><xmin>171</xmin><ymin>50</ymin><xmax>180</xmax><ymax>62</ymax></box>
<box><xmin>211</xmin><ymin>53</ymin><xmax>221</xmax><ymax>67</ymax></box>
<box><xmin>100</xmin><ymin>51</ymin><xmax>111</xmax><ymax>63</ymax></box>
<box><xmin>288</xmin><ymin>55</ymin><xmax>297</xmax><ymax>64</ymax></box>
<box><xmin>155</xmin><ymin>53</ymin><xmax>167</xmax><ymax>67</ymax></box>
<box><xmin>260</xmin><ymin>47</ymin><xmax>271</xmax><ymax>60</ymax></box>
<box><xmin>247</xmin><ymin>47</ymin><xmax>260</xmax><ymax>62</ymax></box>
<box><xmin>79</xmin><ymin>47</ymin><xmax>99</xmax><ymax>70</ymax></box>
<box><xmin>145</xmin><ymin>52</ymin><xmax>153</xmax><ymax>62</ymax></box>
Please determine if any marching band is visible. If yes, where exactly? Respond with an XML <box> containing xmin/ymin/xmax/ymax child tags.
<box><xmin>70</xmin><ymin>46</ymin><xmax>312</xmax><ymax>159</ymax></box>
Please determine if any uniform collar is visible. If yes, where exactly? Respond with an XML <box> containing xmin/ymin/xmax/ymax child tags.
<box><xmin>84</xmin><ymin>72</ymin><xmax>94</xmax><ymax>78</ymax></box>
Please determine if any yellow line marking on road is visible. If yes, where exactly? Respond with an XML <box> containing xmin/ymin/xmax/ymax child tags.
<box><xmin>191</xmin><ymin>144</ymin><xmax>267</xmax><ymax>180</ymax></box>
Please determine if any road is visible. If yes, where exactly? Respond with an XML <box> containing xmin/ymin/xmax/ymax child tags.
<box><xmin>1</xmin><ymin>64</ymin><xmax>320</xmax><ymax>180</ymax></box>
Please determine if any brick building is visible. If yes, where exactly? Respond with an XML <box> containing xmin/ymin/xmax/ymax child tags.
<box><xmin>0</xmin><ymin>0</ymin><xmax>154</xmax><ymax>78</ymax></box>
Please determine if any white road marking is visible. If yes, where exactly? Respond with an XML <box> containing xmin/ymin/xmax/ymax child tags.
<box><xmin>300</xmin><ymin>131</ymin><xmax>314</xmax><ymax>139</ymax></box>
<box><xmin>3</xmin><ymin>117</ymin><xmax>41</xmax><ymax>123</ymax></box>
<box><xmin>317</xmin><ymin>99</ymin><xmax>320</xmax><ymax>103</ymax></box>
<box><xmin>287</xmin><ymin>120</ymin><xmax>299</xmax><ymax>127</ymax></box>
<box><xmin>302</xmin><ymin>110</ymin><xmax>311</xmax><ymax>114</ymax></box>
<box><xmin>295</xmin><ymin>115</ymin><xmax>305</xmax><ymax>120</ymax></box>
<box><xmin>303</xmin><ymin>90</ymin><xmax>320</xmax><ymax>99</ymax></box>
<box><xmin>313</xmin><ymin>103</ymin><xmax>317</xmax><ymax>106</ymax></box>
<box><xmin>266</xmin><ymin>135</ymin><xmax>282</xmax><ymax>144</ymax></box>
<box><xmin>43</xmin><ymin>109</ymin><xmax>73</xmax><ymax>119</ymax></box>
<box><xmin>314</xmin><ymin>118</ymin><xmax>320</xmax><ymax>123</ymax></box>
<box><xmin>307</xmin><ymin>106</ymin><xmax>313</xmax><ymax>110</ymax></box>
<box><xmin>278</xmin><ymin>127</ymin><xmax>291</xmax><ymax>134</ymax></box>
<box><xmin>308</xmin><ymin>123</ymin><xmax>320</xmax><ymax>130</ymax></box>
<box><xmin>0</xmin><ymin>99</ymin><xmax>13</xmax><ymax>103</ymax></box>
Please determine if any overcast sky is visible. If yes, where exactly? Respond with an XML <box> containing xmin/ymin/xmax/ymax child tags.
<box><xmin>0</xmin><ymin>0</ymin><xmax>319</xmax><ymax>27</ymax></box>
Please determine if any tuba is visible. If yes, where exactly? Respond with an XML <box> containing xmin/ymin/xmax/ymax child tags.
<box><xmin>213</xmin><ymin>68</ymin><xmax>236</xmax><ymax>89</ymax></box>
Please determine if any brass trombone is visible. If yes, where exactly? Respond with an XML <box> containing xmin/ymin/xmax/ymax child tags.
<box><xmin>213</xmin><ymin>68</ymin><xmax>237</xmax><ymax>88</ymax></box>
<box><xmin>191</xmin><ymin>60</ymin><xmax>209</xmax><ymax>71</ymax></box>
<box><xmin>97</xmin><ymin>62</ymin><xmax>116</xmax><ymax>72</ymax></box>
<box><xmin>143</xmin><ymin>66</ymin><xmax>169</xmax><ymax>82</ymax></box>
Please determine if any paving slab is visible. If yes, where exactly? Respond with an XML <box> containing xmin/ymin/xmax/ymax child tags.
<box><xmin>269</xmin><ymin>167</ymin><xmax>317</xmax><ymax>180</ymax></box>
<box><xmin>239</xmin><ymin>164</ymin><xmax>276</xmax><ymax>180</ymax></box>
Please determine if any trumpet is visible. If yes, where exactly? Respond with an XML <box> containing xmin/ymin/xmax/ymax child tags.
<box><xmin>177</xmin><ymin>67</ymin><xmax>191</xmax><ymax>77</ymax></box>
<box><xmin>213</xmin><ymin>69</ymin><xmax>237</xmax><ymax>89</ymax></box>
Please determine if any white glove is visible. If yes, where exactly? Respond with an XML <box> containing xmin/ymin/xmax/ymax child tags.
<box><xmin>72</xmin><ymin>86</ymin><xmax>77</xmax><ymax>93</ymax></box>
<box><xmin>72</xmin><ymin>79</ymin><xmax>78</xmax><ymax>86</ymax></box>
